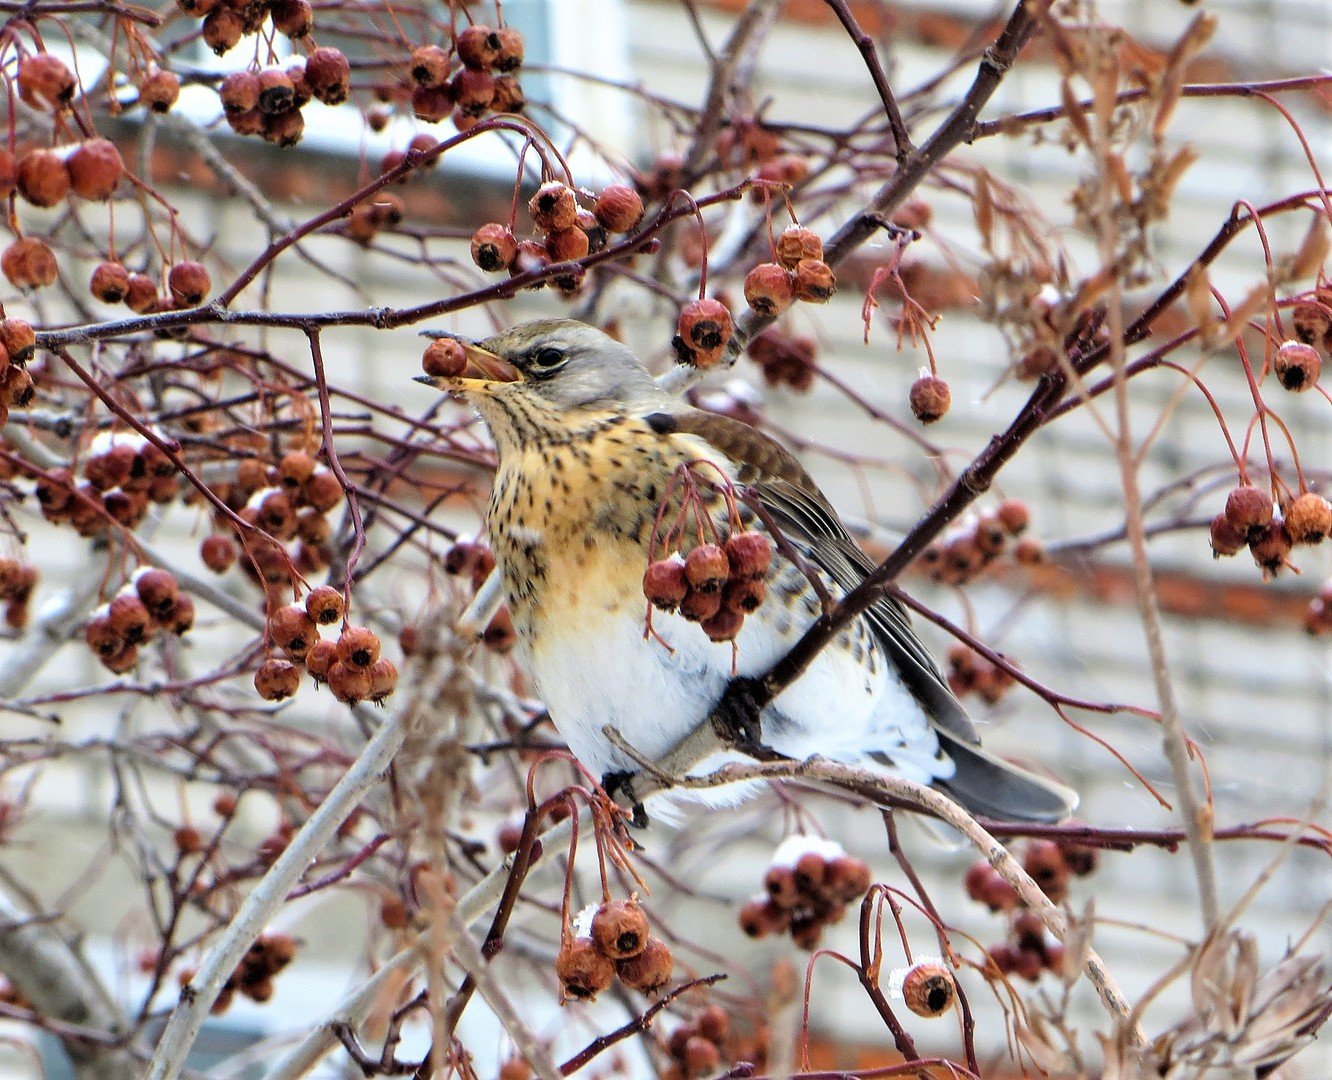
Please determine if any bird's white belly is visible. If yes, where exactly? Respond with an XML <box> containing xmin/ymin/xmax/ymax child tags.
<box><xmin>526</xmin><ymin>568</ymin><xmax>945</xmax><ymax>788</ymax></box>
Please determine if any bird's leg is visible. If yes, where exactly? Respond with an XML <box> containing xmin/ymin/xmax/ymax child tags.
<box><xmin>710</xmin><ymin>676</ymin><xmax>767</xmax><ymax>755</ymax></box>
<box><xmin>601</xmin><ymin>770</ymin><xmax>649</xmax><ymax>829</ymax></box>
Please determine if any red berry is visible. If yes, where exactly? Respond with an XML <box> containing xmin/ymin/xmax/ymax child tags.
<box><xmin>555</xmin><ymin>937</ymin><xmax>615</xmax><ymax>1000</ymax></box>
<box><xmin>90</xmin><ymin>261</ymin><xmax>131</xmax><ymax>303</ymax></box>
<box><xmin>590</xmin><ymin>899</ymin><xmax>650</xmax><ymax>960</ymax></box>
<box><xmin>643</xmin><ymin>558</ymin><xmax>688</xmax><ymax>611</ymax></box>
<box><xmin>422</xmin><ymin>337</ymin><xmax>467</xmax><ymax>378</ymax></box>
<box><xmin>336</xmin><ymin>625</ymin><xmax>380</xmax><ymax>669</ymax></box>
<box><xmin>700</xmin><ymin>604</ymin><xmax>743</xmax><ymax>642</ymax></box>
<box><xmin>901</xmin><ymin>962</ymin><xmax>956</xmax><ymax>1017</ymax></box>
<box><xmin>678</xmin><ymin>587</ymin><xmax>721</xmax><ymax>623</ymax></box>
<box><xmin>774</xmin><ymin>227</ymin><xmax>822</xmax><ymax>270</ymax></box>
<box><xmin>614</xmin><ymin>937</ymin><xmax>672</xmax><ymax>995</ymax></box>
<box><xmin>1272</xmin><ymin>340</ymin><xmax>1321</xmax><ymax>392</ymax></box>
<box><xmin>721</xmin><ymin>577</ymin><xmax>765</xmax><ymax>615</ymax></box>
<box><xmin>743</xmin><ymin>262</ymin><xmax>795</xmax><ymax>317</ymax></box>
<box><xmin>201</xmin><ymin>10</ymin><xmax>244</xmax><ymax>56</ymax></box>
<box><xmin>492</xmin><ymin>27</ymin><xmax>525</xmax><ymax>72</ymax></box>
<box><xmin>18</xmin><ymin>54</ymin><xmax>76</xmax><ymax>110</ymax></box>
<box><xmin>793</xmin><ymin>258</ymin><xmax>835</xmax><ymax>302</ymax></box>
<box><xmin>544</xmin><ymin>225</ymin><xmax>590</xmax><ymax>263</ymax></box>
<box><xmin>528</xmin><ymin>182</ymin><xmax>578</xmax><ymax>233</ymax></box>
<box><xmin>201</xmin><ymin>535</ymin><xmax>237</xmax><ymax>573</ymax></box>
<box><xmin>450</xmin><ymin>67</ymin><xmax>495</xmax><ymax>116</ymax></box>
<box><xmin>16</xmin><ymin>149</ymin><xmax>70</xmax><ymax>208</ymax></box>
<box><xmin>124</xmin><ymin>273</ymin><xmax>158</xmax><ymax>313</ymax></box>
<box><xmin>269</xmin><ymin>0</ymin><xmax>312</xmax><ymax>36</ymax></box>
<box><xmin>470</xmin><ymin>223</ymin><xmax>518</xmax><ymax>272</ymax></box>
<box><xmin>254</xmin><ymin>658</ymin><xmax>300</xmax><ymax>701</ymax></box>
<box><xmin>139</xmin><ymin>68</ymin><xmax>181</xmax><ymax>112</ymax></box>
<box><xmin>683</xmin><ymin>544</ymin><xmax>729</xmax><ymax>593</ymax></box>
<box><xmin>369</xmin><ymin>658</ymin><xmax>398</xmax><ymax>702</ymax></box>
<box><xmin>1022</xmin><ymin>840</ymin><xmax>1069</xmax><ymax>904</ymax></box>
<box><xmin>168</xmin><ymin>262</ymin><xmax>211</xmax><ymax>306</ymax></box>
<box><xmin>593</xmin><ymin>184</ymin><xmax>644</xmax><ymax>233</ymax></box>
<box><xmin>996</xmin><ymin>499</ymin><xmax>1030</xmax><ymax>535</ymax></box>
<box><xmin>66</xmin><ymin>139</ymin><xmax>124</xmax><ymax>201</ymax></box>
<box><xmin>268</xmin><ymin>604</ymin><xmax>319</xmax><ymax>660</ymax></box>
<box><xmin>304</xmin><ymin>584</ymin><xmax>344</xmax><ymax>625</ymax></box>
<box><xmin>327</xmin><ymin>660</ymin><xmax>373</xmax><ymax>703</ymax></box>
<box><xmin>305</xmin><ymin>638</ymin><xmax>336</xmax><ymax>682</ymax></box>
<box><xmin>677</xmin><ymin>298</ymin><xmax>733</xmax><ymax>355</ymax></box>
<box><xmin>724</xmin><ymin>531</ymin><xmax>772</xmax><ymax>578</ymax></box>
<box><xmin>2</xmin><ymin>238</ymin><xmax>58</xmax><ymax>290</ymax></box>
<box><xmin>134</xmin><ymin>568</ymin><xmax>179</xmax><ymax>619</ymax></box>
<box><xmin>304</xmin><ymin>47</ymin><xmax>350</xmax><ymax>106</ymax></box>
<box><xmin>909</xmin><ymin>375</ymin><xmax>951</xmax><ymax>423</ymax></box>
<box><xmin>1249</xmin><ymin>518</ymin><xmax>1293</xmax><ymax>576</ymax></box>
<box><xmin>1224</xmin><ymin>485</ymin><xmax>1273</xmax><ymax>537</ymax></box>
<box><xmin>409</xmin><ymin>45</ymin><xmax>451</xmax><ymax>90</ymax></box>
<box><xmin>1286</xmin><ymin>492</ymin><xmax>1332</xmax><ymax>545</ymax></box>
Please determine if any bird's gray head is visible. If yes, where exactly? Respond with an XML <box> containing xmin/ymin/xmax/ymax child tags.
<box><xmin>415</xmin><ymin>319</ymin><xmax>665</xmax><ymax>416</ymax></box>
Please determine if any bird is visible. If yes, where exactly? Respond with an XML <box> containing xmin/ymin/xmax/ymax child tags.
<box><xmin>416</xmin><ymin>318</ymin><xmax>1076</xmax><ymax>823</ymax></box>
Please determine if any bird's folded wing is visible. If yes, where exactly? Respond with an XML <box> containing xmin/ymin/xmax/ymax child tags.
<box><xmin>667</xmin><ymin>408</ymin><xmax>981</xmax><ymax>747</ymax></box>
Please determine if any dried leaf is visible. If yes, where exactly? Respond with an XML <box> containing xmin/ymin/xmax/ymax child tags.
<box><xmin>1290</xmin><ymin>214</ymin><xmax>1330</xmax><ymax>282</ymax></box>
<box><xmin>1153</xmin><ymin>13</ymin><xmax>1218</xmax><ymax>141</ymax></box>
<box><xmin>1061</xmin><ymin>78</ymin><xmax>1093</xmax><ymax>146</ymax></box>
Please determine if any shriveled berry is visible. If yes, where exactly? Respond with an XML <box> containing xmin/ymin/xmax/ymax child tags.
<box><xmin>901</xmin><ymin>961</ymin><xmax>956</xmax><ymax>1018</ymax></box>
<box><xmin>327</xmin><ymin>660</ymin><xmax>373</xmax><ymax>703</ymax></box>
<box><xmin>643</xmin><ymin>558</ymin><xmax>687</xmax><ymax>611</ymax></box>
<box><xmin>124</xmin><ymin>272</ymin><xmax>158</xmax><ymax>312</ymax></box>
<box><xmin>108</xmin><ymin>593</ymin><xmax>152</xmax><ymax>645</ymax></box>
<box><xmin>269</xmin><ymin>0</ymin><xmax>313</xmax><ymax>37</ymax></box>
<box><xmin>774</xmin><ymin>226</ymin><xmax>822</xmax><ymax>270</ymax></box>
<box><xmin>0</xmin><ymin>319</ymin><xmax>35</xmax><ymax>366</ymax></box>
<box><xmin>556</xmin><ymin>937</ymin><xmax>615</xmax><ymax>1000</ymax></box>
<box><xmin>1209</xmin><ymin>513</ymin><xmax>1246</xmax><ymax>558</ymax></box>
<box><xmin>590</xmin><ymin>899</ymin><xmax>650</xmax><ymax>960</ymax></box>
<box><xmin>544</xmin><ymin>225</ymin><xmax>590</xmax><ymax>263</ymax></box>
<box><xmin>422</xmin><ymin>337</ymin><xmax>467</xmax><ymax>378</ymax></box>
<box><xmin>724</xmin><ymin>531</ymin><xmax>771</xmax><ymax>579</ymax></box>
<box><xmin>168</xmin><ymin>262</ymin><xmax>211</xmax><ymax>306</ymax></box>
<box><xmin>336</xmin><ymin>625</ymin><xmax>380</xmax><ymax>669</ymax></box>
<box><xmin>2</xmin><ymin>238</ymin><xmax>58</xmax><ymax>289</ymax></box>
<box><xmin>721</xmin><ymin>577</ymin><xmax>765</xmax><ymax>615</ymax></box>
<box><xmin>85</xmin><ymin>609</ymin><xmax>122</xmax><ymax>657</ymax></box>
<box><xmin>1273</xmin><ymin>339</ymin><xmax>1321</xmax><ymax>392</ymax></box>
<box><xmin>409</xmin><ymin>45</ymin><xmax>451</xmax><ymax>90</ymax></box>
<box><xmin>491</xmin><ymin>74</ymin><xmax>525</xmax><ymax>113</ymax></box>
<box><xmin>277</xmin><ymin>450</ymin><xmax>316</xmax><ymax>490</ymax></box>
<box><xmin>825</xmin><ymin>855</ymin><xmax>872</xmax><ymax>902</ymax></box>
<box><xmin>269</xmin><ymin>604</ymin><xmax>319</xmax><ymax>660</ymax></box>
<box><xmin>304</xmin><ymin>47</ymin><xmax>351</xmax><ymax>106</ymax></box>
<box><xmin>528</xmin><ymin>182</ymin><xmax>578</xmax><ymax>233</ymax></box>
<box><xmin>700</xmin><ymin>604</ymin><xmax>744</xmax><ymax>642</ymax></box>
<box><xmin>160</xmin><ymin>594</ymin><xmax>195</xmax><ymax>635</ymax></box>
<box><xmin>1224</xmin><ymin>485</ymin><xmax>1273</xmax><ymax>538</ymax></box>
<box><xmin>457</xmin><ymin>24</ymin><xmax>502</xmax><ymax>70</ymax></box>
<box><xmin>1023</xmin><ymin>840</ymin><xmax>1069</xmax><ymax>904</ymax></box>
<box><xmin>305</xmin><ymin>638</ymin><xmax>336</xmax><ymax>682</ymax></box>
<box><xmin>369</xmin><ymin>658</ymin><xmax>398</xmax><ymax>702</ymax></box>
<box><xmin>793</xmin><ymin>259</ymin><xmax>835</xmax><ymax>302</ymax></box>
<box><xmin>678</xmin><ymin>587</ymin><xmax>722</xmax><ymax>623</ymax></box>
<box><xmin>16</xmin><ymin>149</ymin><xmax>70</xmax><ymax>208</ymax></box>
<box><xmin>492</xmin><ymin>26</ymin><xmax>525</xmax><ymax>71</ymax></box>
<box><xmin>134</xmin><ymin>568</ymin><xmax>179</xmax><ymax>619</ymax></box>
<box><xmin>1286</xmin><ymin>492</ymin><xmax>1332</xmax><ymax>545</ymax></box>
<box><xmin>1250</xmin><ymin>518</ymin><xmax>1293</xmax><ymax>576</ymax></box>
<box><xmin>201</xmin><ymin>534</ymin><xmax>237</xmax><ymax>573</ymax></box>
<box><xmin>90</xmin><ymin>261</ymin><xmax>131</xmax><ymax>303</ymax></box>
<box><xmin>470</xmin><ymin>223</ymin><xmax>518</xmax><ymax>271</ymax></box>
<box><xmin>615</xmin><ymin>937</ymin><xmax>672</xmax><ymax>995</ymax></box>
<box><xmin>304</xmin><ymin>584</ymin><xmax>344</xmax><ymax>624</ymax></box>
<box><xmin>593</xmin><ymin>184</ymin><xmax>643</xmax><ymax>233</ymax></box>
<box><xmin>139</xmin><ymin>68</ymin><xmax>181</xmax><ymax>112</ymax></box>
<box><xmin>302</xmin><ymin>469</ymin><xmax>343</xmax><ymax>512</ymax></box>
<box><xmin>257</xmin><ymin>69</ymin><xmax>296</xmax><ymax>115</ymax></box>
<box><xmin>684</xmin><ymin>544</ymin><xmax>729</xmax><ymax>593</ymax></box>
<box><xmin>909</xmin><ymin>375</ymin><xmax>950</xmax><ymax>423</ymax></box>
<box><xmin>678</xmin><ymin>298</ymin><xmax>733</xmax><ymax>355</ymax></box>
<box><xmin>201</xmin><ymin>9</ymin><xmax>244</xmax><ymax>56</ymax></box>
<box><xmin>744</xmin><ymin>262</ymin><xmax>795</xmax><ymax>317</ymax></box>
<box><xmin>255</xmin><ymin>658</ymin><xmax>300</xmax><ymax>700</ymax></box>
<box><xmin>1292</xmin><ymin>299</ymin><xmax>1331</xmax><ymax>348</ymax></box>
<box><xmin>66</xmin><ymin>139</ymin><xmax>124</xmax><ymax>201</ymax></box>
<box><xmin>18</xmin><ymin>54</ymin><xmax>76</xmax><ymax>110</ymax></box>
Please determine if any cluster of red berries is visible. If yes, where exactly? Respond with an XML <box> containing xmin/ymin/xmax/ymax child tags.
<box><xmin>1209</xmin><ymin>484</ymin><xmax>1332</xmax><ymax>578</ymax></box>
<box><xmin>33</xmin><ymin>431</ymin><xmax>177</xmax><ymax>538</ymax></box>
<box><xmin>216</xmin><ymin>49</ymin><xmax>352</xmax><ymax>147</ymax></box>
<box><xmin>463</xmin><ymin>181</ymin><xmax>643</xmax><ymax>297</ymax></box>
<box><xmin>662</xmin><ymin>1005</ymin><xmax>732</xmax><ymax>1080</ymax></box>
<box><xmin>0</xmin><ymin>132</ymin><xmax>123</xmax><ymax>216</ymax></box>
<box><xmin>965</xmin><ymin>838</ymin><xmax>1099</xmax><ymax>982</ymax></box>
<box><xmin>197</xmin><ymin>449</ymin><xmax>344</xmax><ymax>590</ymax></box>
<box><xmin>919</xmin><ymin>499</ymin><xmax>1042</xmax><ymax>586</ymax></box>
<box><xmin>642</xmin><ymin>530</ymin><xmax>773</xmax><ymax>643</ymax></box>
<box><xmin>673</xmin><ymin>298</ymin><xmax>734</xmax><ymax>369</ymax></box>
<box><xmin>0</xmin><ymin>318</ymin><xmax>37</xmax><ymax>422</ymax></box>
<box><xmin>255</xmin><ymin>593</ymin><xmax>397</xmax><ymax>706</ymax></box>
<box><xmin>182</xmin><ymin>930</ymin><xmax>297</xmax><ymax>1014</ymax></box>
<box><xmin>87</xmin><ymin>259</ymin><xmax>211</xmax><ymax>315</ymax></box>
<box><xmin>84</xmin><ymin>568</ymin><xmax>195</xmax><ymax>673</ymax></box>
<box><xmin>440</xmin><ymin>537</ymin><xmax>517</xmax><ymax>652</ymax></box>
<box><xmin>0</xmin><ymin>556</ymin><xmax>37</xmax><ymax>630</ymax></box>
<box><xmin>405</xmin><ymin>23</ymin><xmax>525</xmax><ymax>130</ymax></box>
<box><xmin>555</xmin><ymin>898</ymin><xmax>673</xmax><ymax>1001</ymax></box>
<box><xmin>746</xmin><ymin>328</ymin><xmax>817</xmax><ymax>392</ymax></box>
<box><xmin>738</xmin><ymin>837</ymin><xmax>873</xmax><ymax>950</ymax></box>
<box><xmin>743</xmin><ymin>227</ymin><xmax>836</xmax><ymax>318</ymax></box>
<box><xmin>946</xmin><ymin>645</ymin><xmax>1018</xmax><ymax>705</ymax></box>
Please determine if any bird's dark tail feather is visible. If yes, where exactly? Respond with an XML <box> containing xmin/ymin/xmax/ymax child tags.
<box><xmin>933</xmin><ymin>731</ymin><xmax>1078</xmax><ymax>824</ymax></box>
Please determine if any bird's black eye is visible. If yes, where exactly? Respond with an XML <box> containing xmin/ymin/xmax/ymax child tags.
<box><xmin>529</xmin><ymin>346</ymin><xmax>567</xmax><ymax>374</ymax></box>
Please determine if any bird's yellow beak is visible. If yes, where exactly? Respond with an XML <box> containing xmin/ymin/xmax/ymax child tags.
<box><xmin>413</xmin><ymin>338</ymin><xmax>524</xmax><ymax>393</ymax></box>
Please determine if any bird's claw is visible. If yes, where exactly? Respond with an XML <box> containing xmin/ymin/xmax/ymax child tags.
<box><xmin>711</xmin><ymin>676</ymin><xmax>766</xmax><ymax>755</ymax></box>
<box><xmin>601</xmin><ymin>769</ymin><xmax>649</xmax><ymax>829</ymax></box>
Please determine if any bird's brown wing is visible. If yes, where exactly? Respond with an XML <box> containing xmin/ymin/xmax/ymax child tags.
<box><xmin>664</xmin><ymin>408</ymin><xmax>981</xmax><ymax>747</ymax></box>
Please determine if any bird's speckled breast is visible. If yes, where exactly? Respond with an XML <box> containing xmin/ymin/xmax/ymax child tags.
<box><xmin>485</xmin><ymin>414</ymin><xmax>727</xmax><ymax>638</ymax></box>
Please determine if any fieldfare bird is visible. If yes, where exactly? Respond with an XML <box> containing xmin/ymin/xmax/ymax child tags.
<box><xmin>417</xmin><ymin>319</ymin><xmax>1075</xmax><ymax>822</ymax></box>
